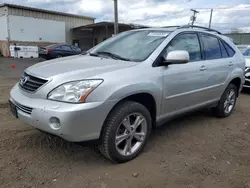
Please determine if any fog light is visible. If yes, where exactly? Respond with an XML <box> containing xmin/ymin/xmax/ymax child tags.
<box><xmin>49</xmin><ymin>117</ymin><xmax>61</xmax><ymax>130</ymax></box>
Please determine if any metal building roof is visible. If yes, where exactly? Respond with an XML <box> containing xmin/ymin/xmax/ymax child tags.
<box><xmin>0</xmin><ymin>3</ymin><xmax>95</xmax><ymax>20</ymax></box>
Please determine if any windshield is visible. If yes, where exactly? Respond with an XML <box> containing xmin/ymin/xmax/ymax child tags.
<box><xmin>90</xmin><ymin>30</ymin><xmax>170</xmax><ymax>62</ymax></box>
<box><xmin>243</xmin><ymin>48</ymin><xmax>250</xmax><ymax>56</ymax></box>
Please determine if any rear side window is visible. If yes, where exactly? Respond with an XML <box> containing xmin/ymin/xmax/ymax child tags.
<box><xmin>165</xmin><ymin>33</ymin><xmax>201</xmax><ymax>62</ymax></box>
<box><xmin>71</xmin><ymin>46</ymin><xmax>81</xmax><ymax>51</ymax></box>
<box><xmin>61</xmin><ymin>46</ymin><xmax>72</xmax><ymax>51</ymax></box>
<box><xmin>223</xmin><ymin>42</ymin><xmax>235</xmax><ymax>57</ymax></box>
<box><xmin>219</xmin><ymin>40</ymin><xmax>228</xmax><ymax>58</ymax></box>
<box><xmin>200</xmin><ymin>34</ymin><xmax>221</xmax><ymax>60</ymax></box>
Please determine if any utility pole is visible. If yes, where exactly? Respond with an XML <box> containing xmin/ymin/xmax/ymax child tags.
<box><xmin>114</xmin><ymin>0</ymin><xmax>118</xmax><ymax>35</ymax></box>
<box><xmin>208</xmin><ymin>9</ymin><xmax>213</xmax><ymax>28</ymax></box>
<box><xmin>190</xmin><ymin>9</ymin><xmax>199</xmax><ymax>26</ymax></box>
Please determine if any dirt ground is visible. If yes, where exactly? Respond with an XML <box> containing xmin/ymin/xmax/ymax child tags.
<box><xmin>0</xmin><ymin>58</ymin><xmax>250</xmax><ymax>188</ymax></box>
<box><xmin>0</xmin><ymin>57</ymin><xmax>43</xmax><ymax>103</ymax></box>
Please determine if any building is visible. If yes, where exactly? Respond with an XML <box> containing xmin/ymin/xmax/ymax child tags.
<box><xmin>72</xmin><ymin>22</ymin><xmax>149</xmax><ymax>50</ymax></box>
<box><xmin>0</xmin><ymin>3</ymin><xmax>95</xmax><ymax>56</ymax></box>
<box><xmin>225</xmin><ymin>33</ymin><xmax>250</xmax><ymax>45</ymax></box>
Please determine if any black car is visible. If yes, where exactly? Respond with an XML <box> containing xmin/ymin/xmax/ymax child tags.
<box><xmin>39</xmin><ymin>44</ymin><xmax>83</xmax><ymax>59</ymax></box>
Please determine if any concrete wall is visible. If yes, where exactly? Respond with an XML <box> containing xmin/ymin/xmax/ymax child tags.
<box><xmin>0</xmin><ymin>15</ymin><xmax>8</xmax><ymax>40</ymax></box>
<box><xmin>8</xmin><ymin>15</ymin><xmax>65</xmax><ymax>43</ymax></box>
<box><xmin>225</xmin><ymin>33</ymin><xmax>250</xmax><ymax>45</ymax></box>
<box><xmin>7</xmin><ymin>6</ymin><xmax>94</xmax><ymax>44</ymax></box>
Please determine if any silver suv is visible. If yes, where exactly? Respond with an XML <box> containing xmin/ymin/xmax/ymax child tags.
<box><xmin>10</xmin><ymin>25</ymin><xmax>245</xmax><ymax>163</ymax></box>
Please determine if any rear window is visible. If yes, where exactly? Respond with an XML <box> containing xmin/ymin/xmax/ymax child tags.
<box><xmin>223</xmin><ymin>41</ymin><xmax>235</xmax><ymax>57</ymax></box>
<box><xmin>46</xmin><ymin>44</ymin><xmax>58</xmax><ymax>49</ymax></box>
<box><xmin>219</xmin><ymin>40</ymin><xmax>228</xmax><ymax>58</ymax></box>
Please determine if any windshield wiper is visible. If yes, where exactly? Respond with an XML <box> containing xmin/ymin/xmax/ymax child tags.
<box><xmin>96</xmin><ymin>51</ymin><xmax>131</xmax><ymax>61</ymax></box>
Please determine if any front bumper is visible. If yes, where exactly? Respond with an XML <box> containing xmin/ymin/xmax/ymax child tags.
<box><xmin>10</xmin><ymin>85</ymin><xmax>117</xmax><ymax>142</ymax></box>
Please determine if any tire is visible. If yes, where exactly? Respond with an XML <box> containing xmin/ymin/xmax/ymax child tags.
<box><xmin>99</xmin><ymin>101</ymin><xmax>152</xmax><ymax>163</ymax></box>
<box><xmin>214</xmin><ymin>83</ymin><xmax>237</xmax><ymax>118</ymax></box>
<box><xmin>56</xmin><ymin>54</ymin><xmax>62</xmax><ymax>58</ymax></box>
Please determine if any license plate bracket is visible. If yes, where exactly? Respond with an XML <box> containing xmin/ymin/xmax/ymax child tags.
<box><xmin>9</xmin><ymin>100</ymin><xmax>18</xmax><ymax>118</ymax></box>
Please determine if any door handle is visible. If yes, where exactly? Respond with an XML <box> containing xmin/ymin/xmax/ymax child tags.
<box><xmin>200</xmin><ymin>65</ymin><xmax>207</xmax><ymax>71</ymax></box>
<box><xmin>228</xmin><ymin>61</ymin><xmax>233</xmax><ymax>66</ymax></box>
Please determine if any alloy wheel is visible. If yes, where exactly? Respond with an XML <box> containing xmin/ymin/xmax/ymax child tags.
<box><xmin>224</xmin><ymin>89</ymin><xmax>236</xmax><ymax>114</ymax></box>
<box><xmin>115</xmin><ymin>113</ymin><xmax>147</xmax><ymax>156</ymax></box>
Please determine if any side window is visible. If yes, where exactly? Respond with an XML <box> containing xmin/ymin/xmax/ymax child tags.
<box><xmin>71</xmin><ymin>45</ymin><xmax>81</xmax><ymax>51</ymax></box>
<box><xmin>223</xmin><ymin>41</ymin><xmax>235</xmax><ymax>57</ymax></box>
<box><xmin>201</xmin><ymin>34</ymin><xmax>221</xmax><ymax>60</ymax></box>
<box><xmin>219</xmin><ymin>40</ymin><xmax>228</xmax><ymax>58</ymax></box>
<box><xmin>165</xmin><ymin>33</ymin><xmax>201</xmax><ymax>62</ymax></box>
<box><xmin>61</xmin><ymin>45</ymin><xmax>72</xmax><ymax>51</ymax></box>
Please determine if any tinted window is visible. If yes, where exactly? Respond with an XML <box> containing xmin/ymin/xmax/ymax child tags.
<box><xmin>223</xmin><ymin>41</ymin><xmax>235</xmax><ymax>57</ymax></box>
<box><xmin>201</xmin><ymin>34</ymin><xmax>221</xmax><ymax>60</ymax></box>
<box><xmin>61</xmin><ymin>46</ymin><xmax>72</xmax><ymax>51</ymax></box>
<box><xmin>219</xmin><ymin>40</ymin><xmax>228</xmax><ymax>58</ymax></box>
<box><xmin>165</xmin><ymin>33</ymin><xmax>201</xmax><ymax>61</ymax></box>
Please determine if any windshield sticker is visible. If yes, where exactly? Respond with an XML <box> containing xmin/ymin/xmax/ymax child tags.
<box><xmin>147</xmin><ymin>32</ymin><xmax>169</xmax><ymax>37</ymax></box>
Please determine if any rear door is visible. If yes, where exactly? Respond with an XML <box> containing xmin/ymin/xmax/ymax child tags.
<box><xmin>199</xmin><ymin>33</ymin><xmax>235</xmax><ymax>100</ymax></box>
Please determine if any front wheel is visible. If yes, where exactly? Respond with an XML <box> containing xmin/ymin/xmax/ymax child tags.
<box><xmin>99</xmin><ymin>101</ymin><xmax>152</xmax><ymax>163</ymax></box>
<box><xmin>214</xmin><ymin>83</ymin><xmax>237</xmax><ymax>117</ymax></box>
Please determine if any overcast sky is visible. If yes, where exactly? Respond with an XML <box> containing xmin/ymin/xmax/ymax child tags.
<box><xmin>1</xmin><ymin>0</ymin><xmax>250</xmax><ymax>33</ymax></box>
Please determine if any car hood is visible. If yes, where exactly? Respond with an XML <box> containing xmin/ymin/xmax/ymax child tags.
<box><xmin>245</xmin><ymin>56</ymin><xmax>250</xmax><ymax>67</ymax></box>
<box><xmin>26</xmin><ymin>55</ymin><xmax>137</xmax><ymax>78</ymax></box>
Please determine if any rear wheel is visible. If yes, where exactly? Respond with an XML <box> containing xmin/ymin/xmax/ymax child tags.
<box><xmin>214</xmin><ymin>83</ymin><xmax>237</xmax><ymax>117</ymax></box>
<box><xmin>56</xmin><ymin>54</ymin><xmax>62</xmax><ymax>58</ymax></box>
<box><xmin>99</xmin><ymin>101</ymin><xmax>152</xmax><ymax>163</ymax></box>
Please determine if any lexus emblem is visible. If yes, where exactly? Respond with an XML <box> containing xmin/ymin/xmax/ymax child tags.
<box><xmin>20</xmin><ymin>76</ymin><xmax>29</xmax><ymax>86</ymax></box>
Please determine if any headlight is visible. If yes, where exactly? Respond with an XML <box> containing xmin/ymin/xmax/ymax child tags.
<box><xmin>47</xmin><ymin>80</ymin><xmax>103</xmax><ymax>103</ymax></box>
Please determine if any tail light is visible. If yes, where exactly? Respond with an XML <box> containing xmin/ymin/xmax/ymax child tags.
<box><xmin>45</xmin><ymin>49</ymin><xmax>53</xmax><ymax>53</ymax></box>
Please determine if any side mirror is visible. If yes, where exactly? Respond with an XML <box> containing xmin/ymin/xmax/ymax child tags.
<box><xmin>164</xmin><ymin>50</ymin><xmax>190</xmax><ymax>65</ymax></box>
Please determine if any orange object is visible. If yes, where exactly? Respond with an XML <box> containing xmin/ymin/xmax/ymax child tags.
<box><xmin>10</xmin><ymin>64</ymin><xmax>15</xmax><ymax>68</ymax></box>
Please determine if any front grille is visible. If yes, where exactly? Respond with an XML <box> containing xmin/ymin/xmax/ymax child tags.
<box><xmin>19</xmin><ymin>72</ymin><xmax>48</xmax><ymax>92</ymax></box>
<box><xmin>15</xmin><ymin>101</ymin><xmax>33</xmax><ymax>114</ymax></box>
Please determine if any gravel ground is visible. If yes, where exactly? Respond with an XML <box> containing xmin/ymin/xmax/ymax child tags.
<box><xmin>0</xmin><ymin>57</ymin><xmax>250</xmax><ymax>188</ymax></box>
<box><xmin>1</xmin><ymin>93</ymin><xmax>250</xmax><ymax>188</ymax></box>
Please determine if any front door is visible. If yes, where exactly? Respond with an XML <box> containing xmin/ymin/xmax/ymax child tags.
<box><xmin>160</xmin><ymin>33</ymin><xmax>209</xmax><ymax>117</ymax></box>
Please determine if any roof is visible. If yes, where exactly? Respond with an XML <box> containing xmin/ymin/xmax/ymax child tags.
<box><xmin>74</xmin><ymin>21</ymin><xmax>149</xmax><ymax>30</ymax></box>
<box><xmin>0</xmin><ymin>3</ymin><xmax>95</xmax><ymax>20</ymax></box>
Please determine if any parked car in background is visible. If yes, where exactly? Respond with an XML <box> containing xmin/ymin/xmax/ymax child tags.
<box><xmin>10</xmin><ymin>25</ymin><xmax>245</xmax><ymax>163</ymax></box>
<box><xmin>236</xmin><ymin>45</ymin><xmax>250</xmax><ymax>52</ymax></box>
<box><xmin>241</xmin><ymin>46</ymin><xmax>250</xmax><ymax>88</ymax></box>
<box><xmin>242</xmin><ymin>46</ymin><xmax>250</xmax><ymax>56</ymax></box>
<box><xmin>39</xmin><ymin>44</ymin><xmax>82</xmax><ymax>59</ymax></box>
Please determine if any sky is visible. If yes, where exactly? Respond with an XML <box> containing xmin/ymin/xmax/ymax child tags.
<box><xmin>1</xmin><ymin>0</ymin><xmax>250</xmax><ymax>33</ymax></box>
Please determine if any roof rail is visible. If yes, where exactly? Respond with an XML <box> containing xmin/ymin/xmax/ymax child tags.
<box><xmin>162</xmin><ymin>26</ymin><xmax>180</xmax><ymax>28</ymax></box>
<box><xmin>178</xmin><ymin>25</ymin><xmax>222</xmax><ymax>34</ymax></box>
